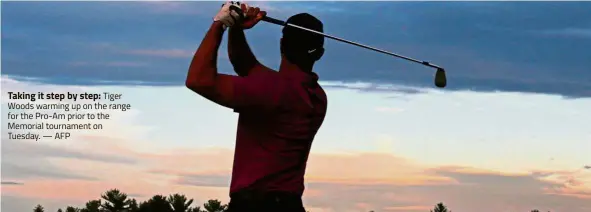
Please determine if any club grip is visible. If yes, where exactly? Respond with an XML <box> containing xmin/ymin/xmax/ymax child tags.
<box><xmin>262</xmin><ymin>16</ymin><xmax>286</xmax><ymax>26</ymax></box>
<box><xmin>229</xmin><ymin>5</ymin><xmax>249</xmax><ymax>20</ymax></box>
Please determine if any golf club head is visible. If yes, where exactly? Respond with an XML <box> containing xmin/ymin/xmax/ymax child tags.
<box><xmin>434</xmin><ymin>68</ymin><xmax>447</xmax><ymax>88</ymax></box>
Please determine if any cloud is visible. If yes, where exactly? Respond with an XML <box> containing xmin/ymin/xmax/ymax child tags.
<box><xmin>384</xmin><ymin>205</ymin><xmax>432</xmax><ymax>212</ymax></box>
<box><xmin>257</xmin><ymin>1</ymin><xmax>347</xmax><ymax>15</ymax></box>
<box><xmin>129</xmin><ymin>150</ymin><xmax>591</xmax><ymax>212</ymax></box>
<box><xmin>2</xmin><ymin>75</ymin><xmax>591</xmax><ymax>212</ymax></box>
<box><xmin>2</xmin><ymin>162</ymin><xmax>98</xmax><ymax>181</ymax></box>
<box><xmin>4</xmin><ymin>1</ymin><xmax>591</xmax><ymax>97</ymax></box>
<box><xmin>537</xmin><ymin>28</ymin><xmax>591</xmax><ymax>39</ymax></box>
<box><xmin>320</xmin><ymin>81</ymin><xmax>428</xmax><ymax>95</ymax></box>
<box><xmin>125</xmin><ymin>49</ymin><xmax>194</xmax><ymax>59</ymax></box>
<box><xmin>5</xmin><ymin>136</ymin><xmax>588</xmax><ymax>212</ymax></box>
<box><xmin>85</xmin><ymin>41</ymin><xmax>230</xmax><ymax>67</ymax></box>
<box><xmin>143</xmin><ymin>149</ymin><xmax>591</xmax><ymax>211</ymax></box>
<box><xmin>87</xmin><ymin>42</ymin><xmax>196</xmax><ymax>59</ymax></box>
<box><xmin>134</xmin><ymin>1</ymin><xmax>347</xmax><ymax>16</ymax></box>
<box><xmin>138</xmin><ymin>1</ymin><xmax>208</xmax><ymax>15</ymax></box>
<box><xmin>305</xmin><ymin>167</ymin><xmax>591</xmax><ymax>212</ymax></box>
<box><xmin>69</xmin><ymin>61</ymin><xmax>149</xmax><ymax>68</ymax></box>
<box><xmin>1</xmin><ymin>181</ymin><xmax>24</xmax><ymax>185</ymax></box>
<box><xmin>174</xmin><ymin>174</ymin><xmax>231</xmax><ymax>188</ymax></box>
<box><xmin>2</xmin><ymin>139</ymin><xmax>137</xmax><ymax>165</ymax></box>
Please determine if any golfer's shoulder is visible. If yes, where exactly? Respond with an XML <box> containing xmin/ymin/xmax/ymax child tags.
<box><xmin>318</xmin><ymin>84</ymin><xmax>328</xmax><ymax>98</ymax></box>
<box><xmin>315</xmin><ymin>84</ymin><xmax>328</xmax><ymax>104</ymax></box>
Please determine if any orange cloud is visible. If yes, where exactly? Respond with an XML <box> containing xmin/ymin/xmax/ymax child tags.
<box><xmin>3</xmin><ymin>179</ymin><xmax>131</xmax><ymax>202</ymax></box>
<box><xmin>384</xmin><ymin>205</ymin><xmax>432</xmax><ymax>211</ymax></box>
<box><xmin>3</xmin><ymin>134</ymin><xmax>591</xmax><ymax>212</ymax></box>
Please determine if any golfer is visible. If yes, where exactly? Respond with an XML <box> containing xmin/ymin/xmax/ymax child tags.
<box><xmin>185</xmin><ymin>1</ymin><xmax>327</xmax><ymax>211</ymax></box>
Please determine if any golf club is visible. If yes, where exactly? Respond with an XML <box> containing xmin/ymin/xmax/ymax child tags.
<box><xmin>262</xmin><ymin>16</ymin><xmax>447</xmax><ymax>88</ymax></box>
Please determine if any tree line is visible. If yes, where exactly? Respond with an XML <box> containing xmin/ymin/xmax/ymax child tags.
<box><xmin>31</xmin><ymin>188</ymin><xmax>550</xmax><ymax>212</ymax></box>
<box><xmin>33</xmin><ymin>189</ymin><xmax>223</xmax><ymax>212</ymax></box>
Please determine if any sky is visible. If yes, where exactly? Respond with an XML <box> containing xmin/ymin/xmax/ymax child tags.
<box><xmin>1</xmin><ymin>1</ymin><xmax>590</xmax><ymax>212</ymax></box>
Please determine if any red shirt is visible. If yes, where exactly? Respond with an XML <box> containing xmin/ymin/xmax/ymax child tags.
<box><xmin>229</xmin><ymin>67</ymin><xmax>327</xmax><ymax>196</ymax></box>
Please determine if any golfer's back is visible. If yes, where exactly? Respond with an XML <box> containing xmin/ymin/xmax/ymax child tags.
<box><xmin>230</xmin><ymin>70</ymin><xmax>327</xmax><ymax>196</ymax></box>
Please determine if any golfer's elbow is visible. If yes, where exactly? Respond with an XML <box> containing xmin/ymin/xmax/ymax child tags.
<box><xmin>185</xmin><ymin>66</ymin><xmax>216</xmax><ymax>93</ymax></box>
<box><xmin>186</xmin><ymin>78</ymin><xmax>214</xmax><ymax>94</ymax></box>
<box><xmin>185</xmin><ymin>78</ymin><xmax>199</xmax><ymax>92</ymax></box>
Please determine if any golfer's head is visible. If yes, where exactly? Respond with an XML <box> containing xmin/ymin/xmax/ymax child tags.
<box><xmin>281</xmin><ymin>13</ymin><xmax>325</xmax><ymax>65</ymax></box>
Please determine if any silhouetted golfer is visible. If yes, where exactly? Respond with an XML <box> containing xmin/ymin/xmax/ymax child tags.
<box><xmin>185</xmin><ymin>2</ymin><xmax>327</xmax><ymax>211</ymax></box>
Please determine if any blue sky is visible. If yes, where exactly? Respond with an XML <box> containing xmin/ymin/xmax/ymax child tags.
<box><xmin>2</xmin><ymin>2</ymin><xmax>591</xmax><ymax>212</ymax></box>
<box><xmin>2</xmin><ymin>1</ymin><xmax>591</xmax><ymax>96</ymax></box>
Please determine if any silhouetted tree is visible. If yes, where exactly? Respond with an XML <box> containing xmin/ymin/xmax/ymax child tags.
<box><xmin>101</xmin><ymin>189</ymin><xmax>133</xmax><ymax>212</ymax></box>
<box><xmin>202</xmin><ymin>199</ymin><xmax>227</xmax><ymax>212</ymax></box>
<box><xmin>188</xmin><ymin>206</ymin><xmax>202</xmax><ymax>212</ymax></box>
<box><xmin>137</xmin><ymin>201</ymin><xmax>151</xmax><ymax>212</ymax></box>
<box><xmin>65</xmin><ymin>206</ymin><xmax>80</xmax><ymax>212</ymax></box>
<box><xmin>31</xmin><ymin>188</ymin><xmax>301</xmax><ymax>212</ymax></box>
<box><xmin>431</xmin><ymin>202</ymin><xmax>451</xmax><ymax>212</ymax></box>
<box><xmin>128</xmin><ymin>199</ymin><xmax>139</xmax><ymax>212</ymax></box>
<box><xmin>168</xmin><ymin>194</ymin><xmax>194</xmax><ymax>212</ymax></box>
<box><xmin>80</xmin><ymin>200</ymin><xmax>101</xmax><ymax>212</ymax></box>
<box><xmin>34</xmin><ymin>204</ymin><xmax>45</xmax><ymax>212</ymax></box>
<box><xmin>145</xmin><ymin>195</ymin><xmax>173</xmax><ymax>212</ymax></box>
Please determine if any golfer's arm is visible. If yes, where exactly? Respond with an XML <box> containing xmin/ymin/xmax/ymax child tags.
<box><xmin>186</xmin><ymin>22</ymin><xmax>234</xmax><ymax>105</ymax></box>
<box><xmin>228</xmin><ymin>28</ymin><xmax>264</xmax><ymax>76</ymax></box>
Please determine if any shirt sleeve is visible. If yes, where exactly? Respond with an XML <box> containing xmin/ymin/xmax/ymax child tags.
<box><xmin>231</xmin><ymin>73</ymin><xmax>281</xmax><ymax>113</ymax></box>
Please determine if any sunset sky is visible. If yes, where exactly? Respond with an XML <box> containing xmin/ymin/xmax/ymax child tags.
<box><xmin>2</xmin><ymin>1</ymin><xmax>590</xmax><ymax>212</ymax></box>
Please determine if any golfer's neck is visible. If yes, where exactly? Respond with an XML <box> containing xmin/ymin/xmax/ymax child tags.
<box><xmin>280</xmin><ymin>59</ymin><xmax>313</xmax><ymax>73</ymax></box>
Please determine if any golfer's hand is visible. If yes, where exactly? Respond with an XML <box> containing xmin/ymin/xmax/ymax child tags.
<box><xmin>238</xmin><ymin>3</ymin><xmax>266</xmax><ymax>29</ymax></box>
<box><xmin>214</xmin><ymin>1</ymin><xmax>243</xmax><ymax>29</ymax></box>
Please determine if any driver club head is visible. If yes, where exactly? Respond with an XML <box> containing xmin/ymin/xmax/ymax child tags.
<box><xmin>434</xmin><ymin>68</ymin><xmax>447</xmax><ymax>88</ymax></box>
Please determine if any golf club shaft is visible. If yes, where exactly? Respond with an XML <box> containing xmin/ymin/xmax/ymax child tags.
<box><xmin>262</xmin><ymin>16</ymin><xmax>442</xmax><ymax>70</ymax></box>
